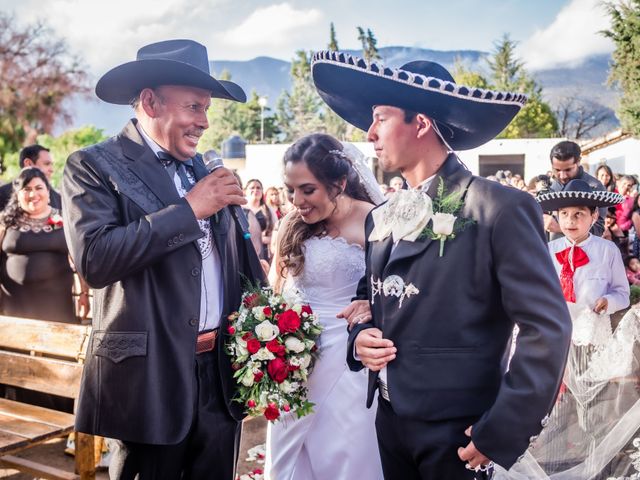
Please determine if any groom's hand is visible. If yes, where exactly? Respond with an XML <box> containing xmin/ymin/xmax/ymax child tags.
<box><xmin>458</xmin><ymin>426</ymin><xmax>491</xmax><ymax>470</ymax></box>
<box><xmin>355</xmin><ymin>328</ymin><xmax>396</xmax><ymax>371</ymax></box>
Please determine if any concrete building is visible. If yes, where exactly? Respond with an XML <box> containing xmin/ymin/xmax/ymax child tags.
<box><xmin>580</xmin><ymin>129</ymin><xmax>640</xmax><ymax>176</ymax></box>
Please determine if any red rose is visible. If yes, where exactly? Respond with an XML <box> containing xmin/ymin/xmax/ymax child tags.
<box><xmin>266</xmin><ymin>339</ymin><xmax>286</xmax><ymax>357</ymax></box>
<box><xmin>247</xmin><ymin>399</ymin><xmax>256</xmax><ymax>408</ymax></box>
<box><xmin>283</xmin><ymin>404</ymin><xmax>291</xmax><ymax>412</ymax></box>
<box><xmin>242</xmin><ymin>332</ymin><xmax>253</xmax><ymax>341</ymax></box>
<box><xmin>264</xmin><ymin>403</ymin><xmax>280</xmax><ymax>421</ymax></box>
<box><xmin>253</xmin><ymin>371</ymin><xmax>264</xmax><ymax>382</ymax></box>
<box><xmin>263</xmin><ymin>306</ymin><xmax>272</xmax><ymax>317</ymax></box>
<box><xmin>278</xmin><ymin>310</ymin><xmax>301</xmax><ymax>333</ymax></box>
<box><xmin>227</xmin><ymin>325</ymin><xmax>236</xmax><ymax>335</ymax></box>
<box><xmin>301</xmin><ymin>305</ymin><xmax>312</xmax><ymax>316</ymax></box>
<box><xmin>243</xmin><ymin>293</ymin><xmax>260</xmax><ymax>308</ymax></box>
<box><xmin>246</xmin><ymin>338</ymin><xmax>261</xmax><ymax>354</ymax></box>
<box><xmin>253</xmin><ymin>469</ymin><xmax>264</xmax><ymax>475</ymax></box>
<box><xmin>267</xmin><ymin>357</ymin><xmax>289</xmax><ymax>383</ymax></box>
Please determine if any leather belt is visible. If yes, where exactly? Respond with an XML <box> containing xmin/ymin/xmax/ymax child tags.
<box><xmin>378</xmin><ymin>379</ymin><xmax>390</xmax><ymax>402</ymax></box>
<box><xmin>196</xmin><ymin>329</ymin><xmax>218</xmax><ymax>355</ymax></box>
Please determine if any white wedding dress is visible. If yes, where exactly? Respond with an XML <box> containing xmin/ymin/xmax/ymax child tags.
<box><xmin>265</xmin><ymin>236</ymin><xmax>383</xmax><ymax>480</ymax></box>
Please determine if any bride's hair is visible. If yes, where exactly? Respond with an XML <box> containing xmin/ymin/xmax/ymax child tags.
<box><xmin>278</xmin><ymin>133</ymin><xmax>372</xmax><ymax>279</ymax></box>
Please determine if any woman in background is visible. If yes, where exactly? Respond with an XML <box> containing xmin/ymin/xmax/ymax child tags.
<box><xmin>0</xmin><ymin>167</ymin><xmax>89</xmax><ymax>323</ymax></box>
<box><xmin>245</xmin><ymin>179</ymin><xmax>277</xmax><ymax>262</ymax></box>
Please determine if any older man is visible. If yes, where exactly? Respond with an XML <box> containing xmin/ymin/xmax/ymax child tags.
<box><xmin>62</xmin><ymin>40</ymin><xmax>264</xmax><ymax>479</ymax></box>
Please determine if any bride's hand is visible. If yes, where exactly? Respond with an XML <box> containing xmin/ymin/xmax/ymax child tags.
<box><xmin>337</xmin><ymin>300</ymin><xmax>372</xmax><ymax>329</ymax></box>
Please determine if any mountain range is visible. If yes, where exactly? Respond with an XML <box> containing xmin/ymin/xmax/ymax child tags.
<box><xmin>67</xmin><ymin>46</ymin><xmax>620</xmax><ymax>138</ymax></box>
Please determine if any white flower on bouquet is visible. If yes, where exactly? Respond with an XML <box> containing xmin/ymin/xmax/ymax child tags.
<box><xmin>279</xmin><ymin>380</ymin><xmax>297</xmax><ymax>394</ymax></box>
<box><xmin>240</xmin><ymin>368</ymin><xmax>255</xmax><ymax>387</ymax></box>
<box><xmin>284</xmin><ymin>336</ymin><xmax>305</xmax><ymax>353</ymax></box>
<box><xmin>252</xmin><ymin>307</ymin><xmax>266</xmax><ymax>321</ymax></box>
<box><xmin>254</xmin><ymin>320</ymin><xmax>279</xmax><ymax>341</ymax></box>
<box><xmin>432</xmin><ymin>212</ymin><xmax>457</xmax><ymax>236</ymax></box>
<box><xmin>282</xmin><ymin>287</ymin><xmax>303</xmax><ymax>306</ymax></box>
<box><xmin>251</xmin><ymin>347</ymin><xmax>275</xmax><ymax>362</ymax></box>
<box><xmin>292</xmin><ymin>304</ymin><xmax>302</xmax><ymax>314</ymax></box>
<box><xmin>235</xmin><ymin>337</ymin><xmax>248</xmax><ymax>356</ymax></box>
<box><xmin>299</xmin><ymin>353</ymin><xmax>312</xmax><ymax>369</ymax></box>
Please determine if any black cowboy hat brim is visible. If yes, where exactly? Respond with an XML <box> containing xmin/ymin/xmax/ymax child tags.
<box><xmin>537</xmin><ymin>190</ymin><xmax>624</xmax><ymax>211</ymax></box>
<box><xmin>96</xmin><ymin>59</ymin><xmax>247</xmax><ymax>105</ymax></box>
<box><xmin>311</xmin><ymin>51</ymin><xmax>526</xmax><ymax>151</ymax></box>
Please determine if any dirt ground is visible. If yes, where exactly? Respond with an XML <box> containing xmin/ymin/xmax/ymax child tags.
<box><xmin>0</xmin><ymin>417</ymin><xmax>267</xmax><ymax>479</ymax></box>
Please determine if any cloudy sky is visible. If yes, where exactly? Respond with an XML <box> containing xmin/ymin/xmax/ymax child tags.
<box><xmin>0</xmin><ymin>0</ymin><xmax>614</xmax><ymax>76</ymax></box>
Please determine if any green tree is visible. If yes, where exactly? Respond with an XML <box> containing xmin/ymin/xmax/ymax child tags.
<box><xmin>0</xmin><ymin>13</ymin><xmax>90</xmax><ymax>171</ymax></box>
<box><xmin>487</xmin><ymin>34</ymin><xmax>524</xmax><ymax>91</ymax></box>
<box><xmin>486</xmin><ymin>35</ymin><xmax>558</xmax><ymax>138</ymax></box>
<box><xmin>452</xmin><ymin>59</ymin><xmax>490</xmax><ymax>89</ymax></box>
<box><xmin>501</xmin><ymin>101</ymin><xmax>558</xmax><ymax>138</ymax></box>
<box><xmin>200</xmin><ymin>71</ymin><xmax>279</xmax><ymax>152</ymax></box>
<box><xmin>276</xmin><ymin>50</ymin><xmax>366</xmax><ymax>142</ymax></box>
<box><xmin>328</xmin><ymin>22</ymin><xmax>339</xmax><ymax>51</ymax></box>
<box><xmin>276</xmin><ymin>50</ymin><xmax>327</xmax><ymax>141</ymax></box>
<box><xmin>603</xmin><ymin>0</ymin><xmax>640</xmax><ymax>135</ymax></box>
<box><xmin>27</xmin><ymin>125</ymin><xmax>107</xmax><ymax>187</ymax></box>
<box><xmin>357</xmin><ymin>26</ymin><xmax>381</xmax><ymax>62</ymax></box>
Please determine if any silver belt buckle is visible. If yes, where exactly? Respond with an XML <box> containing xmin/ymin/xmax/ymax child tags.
<box><xmin>378</xmin><ymin>379</ymin><xmax>390</xmax><ymax>401</ymax></box>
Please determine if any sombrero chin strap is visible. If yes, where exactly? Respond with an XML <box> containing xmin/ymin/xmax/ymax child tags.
<box><xmin>431</xmin><ymin>121</ymin><xmax>453</xmax><ymax>153</ymax></box>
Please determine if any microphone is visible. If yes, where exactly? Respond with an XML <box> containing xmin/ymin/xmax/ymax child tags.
<box><xmin>203</xmin><ymin>153</ymin><xmax>252</xmax><ymax>241</ymax></box>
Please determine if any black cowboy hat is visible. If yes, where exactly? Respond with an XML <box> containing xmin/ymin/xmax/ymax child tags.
<box><xmin>96</xmin><ymin>39</ymin><xmax>246</xmax><ymax>105</ymax></box>
<box><xmin>311</xmin><ymin>50</ymin><xmax>527</xmax><ymax>151</ymax></box>
<box><xmin>537</xmin><ymin>179</ymin><xmax>623</xmax><ymax>211</ymax></box>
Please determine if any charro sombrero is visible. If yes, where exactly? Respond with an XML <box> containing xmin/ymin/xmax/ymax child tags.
<box><xmin>537</xmin><ymin>179</ymin><xmax>623</xmax><ymax>211</ymax></box>
<box><xmin>311</xmin><ymin>50</ymin><xmax>527</xmax><ymax>150</ymax></box>
<box><xmin>96</xmin><ymin>39</ymin><xmax>246</xmax><ymax>105</ymax></box>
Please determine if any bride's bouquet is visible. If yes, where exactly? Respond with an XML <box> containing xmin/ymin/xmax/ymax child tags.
<box><xmin>226</xmin><ymin>285</ymin><xmax>323</xmax><ymax>421</ymax></box>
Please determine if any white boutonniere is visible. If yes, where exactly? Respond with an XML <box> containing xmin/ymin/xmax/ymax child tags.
<box><xmin>419</xmin><ymin>179</ymin><xmax>474</xmax><ymax>257</ymax></box>
<box><xmin>369</xmin><ymin>190</ymin><xmax>433</xmax><ymax>243</ymax></box>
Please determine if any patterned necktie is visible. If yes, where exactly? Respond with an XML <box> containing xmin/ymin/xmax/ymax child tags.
<box><xmin>157</xmin><ymin>151</ymin><xmax>195</xmax><ymax>192</ymax></box>
<box><xmin>157</xmin><ymin>151</ymin><xmax>212</xmax><ymax>257</ymax></box>
<box><xmin>555</xmin><ymin>245</ymin><xmax>589</xmax><ymax>303</ymax></box>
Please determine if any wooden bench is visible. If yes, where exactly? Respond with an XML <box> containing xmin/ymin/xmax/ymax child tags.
<box><xmin>0</xmin><ymin>315</ymin><xmax>96</xmax><ymax>479</ymax></box>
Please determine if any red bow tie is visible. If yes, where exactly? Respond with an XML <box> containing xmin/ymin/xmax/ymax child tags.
<box><xmin>555</xmin><ymin>246</ymin><xmax>589</xmax><ymax>303</ymax></box>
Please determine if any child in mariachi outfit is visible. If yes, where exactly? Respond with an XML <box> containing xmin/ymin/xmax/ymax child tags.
<box><xmin>498</xmin><ymin>179</ymin><xmax>639</xmax><ymax>479</ymax></box>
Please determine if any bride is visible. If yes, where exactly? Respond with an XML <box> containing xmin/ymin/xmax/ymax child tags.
<box><xmin>265</xmin><ymin>133</ymin><xmax>384</xmax><ymax>479</ymax></box>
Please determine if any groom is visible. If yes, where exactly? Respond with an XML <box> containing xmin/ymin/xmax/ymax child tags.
<box><xmin>313</xmin><ymin>52</ymin><xmax>572</xmax><ymax>478</ymax></box>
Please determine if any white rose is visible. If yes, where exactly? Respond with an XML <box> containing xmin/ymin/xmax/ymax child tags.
<box><xmin>300</xmin><ymin>353</ymin><xmax>312</xmax><ymax>369</ymax></box>
<box><xmin>284</xmin><ymin>336</ymin><xmax>305</xmax><ymax>353</ymax></box>
<box><xmin>279</xmin><ymin>380</ymin><xmax>295</xmax><ymax>394</ymax></box>
<box><xmin>292</xmin><ymin>304</ymin><xmax>302</xmax><ymax>314</ymax></box>
<box><xmin>431</xmin><ymin>212</ymin><xmax>457</xmax><ymax>236</ymax></box>
<box><xmin>254</xmin><ymin>320</ymin><xmax>279</xmax><ymax>341</ymax></box>
<box><xmin>240</xmin><ymin>369</ymin><xmax>255</xmax><ymax>387</ymax></box>
<box><xmin>288</xmin><ymin>356</ymin><xmax>302</xmax><ymax>367</ymax></box>
<box><xmin>235</xmin><ymin>337</ymin><xmax>248</xmax><ymax>356</ymax></box>
<box><xmin>252</xmin><ymin>307</ymin><xmax>265</xmax><ymax>321</ymax></box>
<box><xmin>282</xmin><ymin>287</ymin><xmax>302</xmax><ymax>306</ymax></box>
<box><xmin>251</xmin><ymin>347</ymin><xmax>275</xmax><ymax>361</ymax></box>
